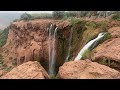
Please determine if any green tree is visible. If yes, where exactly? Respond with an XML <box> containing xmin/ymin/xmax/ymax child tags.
<box><xmin>52</xmin><ymin>11</ymin><xmax>65</xmax><ymax>19</ymax></box>
<box><xmin>20</xmin><ymin>12</ymin><xmax>32</xmax><ymax>21</ymax></box>
<box><xmin>66</xmin><ymin>11</ymin><xmax>77</xmax><ymax>17</ymax></box>
<box><xmin>13</xmin><ymin>19</ymin><xmax>18</xmax><ymax>22</ymax></box>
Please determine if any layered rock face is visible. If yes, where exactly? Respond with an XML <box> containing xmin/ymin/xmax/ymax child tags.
<box><xmin>91</xmin><ymin>27</ymin><xmax>120</xmax><ymax>70</ymax></box>
<box><xmin>2</xmin><ymin>20</ymin><xmax>53</xmax><ymax>67</ymax></box>
<box><xmin>58</xmin><ymin>60</ymin><xmax>120</xmax><ymax>79</ymax></box>
<box><xmin>0</xmin><ymin>61</ymin><xmax>49</xmax><ymax>79</ymax></box>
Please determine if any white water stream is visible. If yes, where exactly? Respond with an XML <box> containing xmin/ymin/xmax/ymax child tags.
<box><xmin>49</xmin><ymin>24</ymin><xmax>58</xmax><ymax>75</ymax></box>
<box><xmin>74</xmin><ymin>32</ymin><xmax>106</xmax><ymax>61</ymax></box>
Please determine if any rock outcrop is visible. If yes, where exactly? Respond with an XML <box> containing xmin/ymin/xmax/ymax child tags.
<box><xmin>91</xmin><ymin>27</ymin><xmax>120</xmax><ymax>70</ymax></box>
<box><xmin>0</xmin><ymin>61</ymin><xmax>49</xmax><ymax>79</ymax></box>
<box><xmin>108</xmin><ymin>27</ymin><xmax>120</xmax><ymax>38</ymax></box>
<box><xmin>58</xmin><ymin>60</ymin><xmax>120</xmax><ymax>79</ymax></box>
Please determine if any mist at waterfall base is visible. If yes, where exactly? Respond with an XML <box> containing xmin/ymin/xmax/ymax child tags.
<box><xmin>74</xmin><ymin>32</ymin><xmax>106</xmax><ymax>61</ymax></box>
<box><xmin>49</xmin><ymin>24</ymin><xmax>58</xmax><ymax>75</ymax></box>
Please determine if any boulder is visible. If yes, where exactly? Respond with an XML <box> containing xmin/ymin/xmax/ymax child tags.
<box><xmin>58</xmin><ymin>60</ymin><xmax>120</xmax><ymax>79</ymax></box>
<box><xmin>0</xmin><ymin>61</ymin><xmax>49</xmax><ymax>79</ymax></box>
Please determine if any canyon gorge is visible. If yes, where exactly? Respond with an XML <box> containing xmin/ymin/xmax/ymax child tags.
<box><xmin>0</xmin><ymin>11</ymin><xmax>120</xmax><ymax>79</ymax></box>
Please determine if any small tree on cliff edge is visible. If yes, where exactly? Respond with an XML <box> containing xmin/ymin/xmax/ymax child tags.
<box><xmin>20</xmin><ymin>12</ymin><xmax>32</xmax><ymax>21</ymax></box>
<box><xmin>52</xmin><ymin>11</ymin><xmax>65</xmax><ymax>19</ymax></box>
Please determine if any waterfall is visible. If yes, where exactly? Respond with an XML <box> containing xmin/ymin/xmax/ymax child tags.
<box><xmin>49</xmin><ymin>24</ymin><xmax>58</xmax><ymax>75</ymax></box>
<box><xmin>51</xmin><ymin>27</ymin><xmax>58</xmax><ymax>74</ymax></box>
<box><xmin>74</xmin><ymin>32</ymin><xmax>106</xmax><ymax>61</ymax></box>
<box><xmin>49</xmin><ymin>24</ymin><xmax>53</xmax><ymax>74</ymax></box>
<box><xmin>65</xmin><ymin>29</ymin><xmax>73</xmax><ymax>62</ymax></box>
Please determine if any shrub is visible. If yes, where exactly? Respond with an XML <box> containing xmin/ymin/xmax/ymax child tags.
<box><xmin>0</xmin><ymin>27</ymin><xmax>9</xmax><ymax>47</ymax></box>
<box><xmin>69</xmin><ymin>17</ymin><xmax>81</xmax><ymax>26</ymax></box>
<box><xmin>111</xmin><ymin>12</ymin><xmax>120</xmax><ymax>21</ymax></box>
<box><xmin>86</xmin><ymin>22</ymin><xmax>97</xmax><ymax>29</ymax></box>
<box><xmin>13</xmin><ymin>19</ymin><xmax>18</xmax><ymax>22</ymax></box>
<box><xmin>96</xmin><ymin>21</ymin><xmax>108</xmax><ymax>31</ymax></box>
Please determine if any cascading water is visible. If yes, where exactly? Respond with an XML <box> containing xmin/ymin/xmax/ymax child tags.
<box><xmin>65</xmin><ymin>29</ymin><xmax>73</xmax><ymax>62</ymax></box>
<box><xmin>51</xmin><ymin>27</ymin><xmax>58</xmax><ymax>75</ymax></box>
<box><xmin>49</xmin><ymin>24</ymin><xmax>58</xmax><ymax>75</ymax></box>
<box><xmin>74</xmin><ymin>32</ymin><xmax>106</xmax><ymax>61</ymax></box>
<box><xmin>49</xmin><ymin>24</ymin><xmax>53</xmax><ymax>74</ymax></box>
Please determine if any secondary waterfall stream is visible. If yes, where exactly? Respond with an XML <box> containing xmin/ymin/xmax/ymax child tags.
<box><xmin>65</xmin><ymin>29</ymin><xmax>73</xmax><ymax>62</ymax></box>
<box><xmin>49</xmin><ymin>24</ymin><xmax>58</xmax><ymax>75</ymax></box>
<box><xmin>74</xmin><ymin>32</ymin><xmax>106</xmax><ymax>61</ymax></box>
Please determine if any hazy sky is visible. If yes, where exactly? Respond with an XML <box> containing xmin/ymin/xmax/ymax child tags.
<box><xmin>0</xmin><ymin>11</ymin><xmax>53</xmax><ymax>14</ymax></box>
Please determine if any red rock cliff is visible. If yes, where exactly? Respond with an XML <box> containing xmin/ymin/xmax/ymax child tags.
<box><xmin>1</xmin><ymin>19</ymin><xmax>70</xmax><ymax>71</ymax></box>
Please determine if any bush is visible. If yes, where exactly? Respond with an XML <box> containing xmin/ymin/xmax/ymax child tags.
<box><xmin>96</xmin><ymin>21</ymin><xmax>108</xmax><ymax>31</ymax></box>
<box><xmin>69</xmin><ymin>17</ymin><xmax>81</xmax><ymax>26</ymax></box>
<box><xmin>111</xmin><ymin>12</ymin><xmax>120</xmax><ymax>21</ymax></box>
<box><xmin>52</xmin><ymin>11</ymin><xmax>65</xmax><ymax>19</ymax></box>
<box><xmin>13</xmin><ymin>19</ymin><xmax>18</xmax><ymax>22</ymax></box>
<box><xmin>86</xmin><ymin>22</ymin><xmax>97</xmax><ymax>29</ymax></box>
